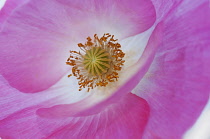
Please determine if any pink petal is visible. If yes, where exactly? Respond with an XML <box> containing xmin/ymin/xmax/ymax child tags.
<box><xmin>36</xmin><ymin>23</ymin><xmax>163</xmax><ymax>118</ymax></box>
<box><xmin>0</xmin><ymin>86</ymin><xmax>150</xmax><ymax>139</ymax></box>
<box><xmin>0</xmin><ymin>74</ymin><xmax>88</xmax><ymax>137</ymax></box>
<box><xmin>150</xmin><ymin>0</ymin><xmax>183</xmax><ymax>21</ymax></box>
<box><xmin>0</xmin><ymin>75</ymin><xmax>75</xmax><ymax>120</ymax></box>
<box><xmin>54</xmin><ymin>0</ymin><xmax>156</xmax><ymax>38</ymax></box>
<box><xmin>0</xmin><ymin>0</ymin><xmax>29</xmax><ymax>29</ymax></box>
<box><xmin>133</xmin><ymin>1</ymin><xmax>210</xmax><ymax>138</ymax></box>
<box><xmin>0</xmin><ymin>0</ymin><xmax>156</xmax><ymax>93</ymax></box>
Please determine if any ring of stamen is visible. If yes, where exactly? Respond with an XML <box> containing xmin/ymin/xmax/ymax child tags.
<box><xmin>66</xmin><ymin>33</ymin><xmax>125</xmax><ymax>92</ymax></box>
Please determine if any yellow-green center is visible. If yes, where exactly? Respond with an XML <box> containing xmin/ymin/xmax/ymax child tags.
<box><xmin>83</xmin><ymin>47</ymin><xmax>111</xmax><ymax>76</ymax></box>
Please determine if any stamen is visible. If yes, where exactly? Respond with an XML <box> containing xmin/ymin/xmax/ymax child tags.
<box><xmin>66</xmin><ymin>33</ymin><xmax>125</xmax><ymax>92</ymax></box>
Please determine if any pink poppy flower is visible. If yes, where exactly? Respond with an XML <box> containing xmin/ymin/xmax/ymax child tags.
<box><xmin>0</xmin><ymin>0</ymin><xmax>209</xmax><ymax>138</ymax></box>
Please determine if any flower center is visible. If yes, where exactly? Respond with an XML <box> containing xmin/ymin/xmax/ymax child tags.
<box><xmin>66</xmin><ymin>33</ymin><xmax>125</xmax><ymax>92</ymax></box>
<box><xmin>83</xmin><ymin>47</ymin><xmax>110</xmax><ymax>76</ymax></box>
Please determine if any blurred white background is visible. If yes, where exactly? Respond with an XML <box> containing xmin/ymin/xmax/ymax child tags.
<box><xmin>0</xmin><ymin>0</ymin><xmax>209</xmax><ymax>138</ymax></box>
<box><xmin>184</xmin><ymin>98</ymin><xmax>210</xmax><ymax>139</ymax></box>
<box><xmin>0</xmin><ymin>0</ymin><xmax>6</xmax><ymax>9</ymax></box>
